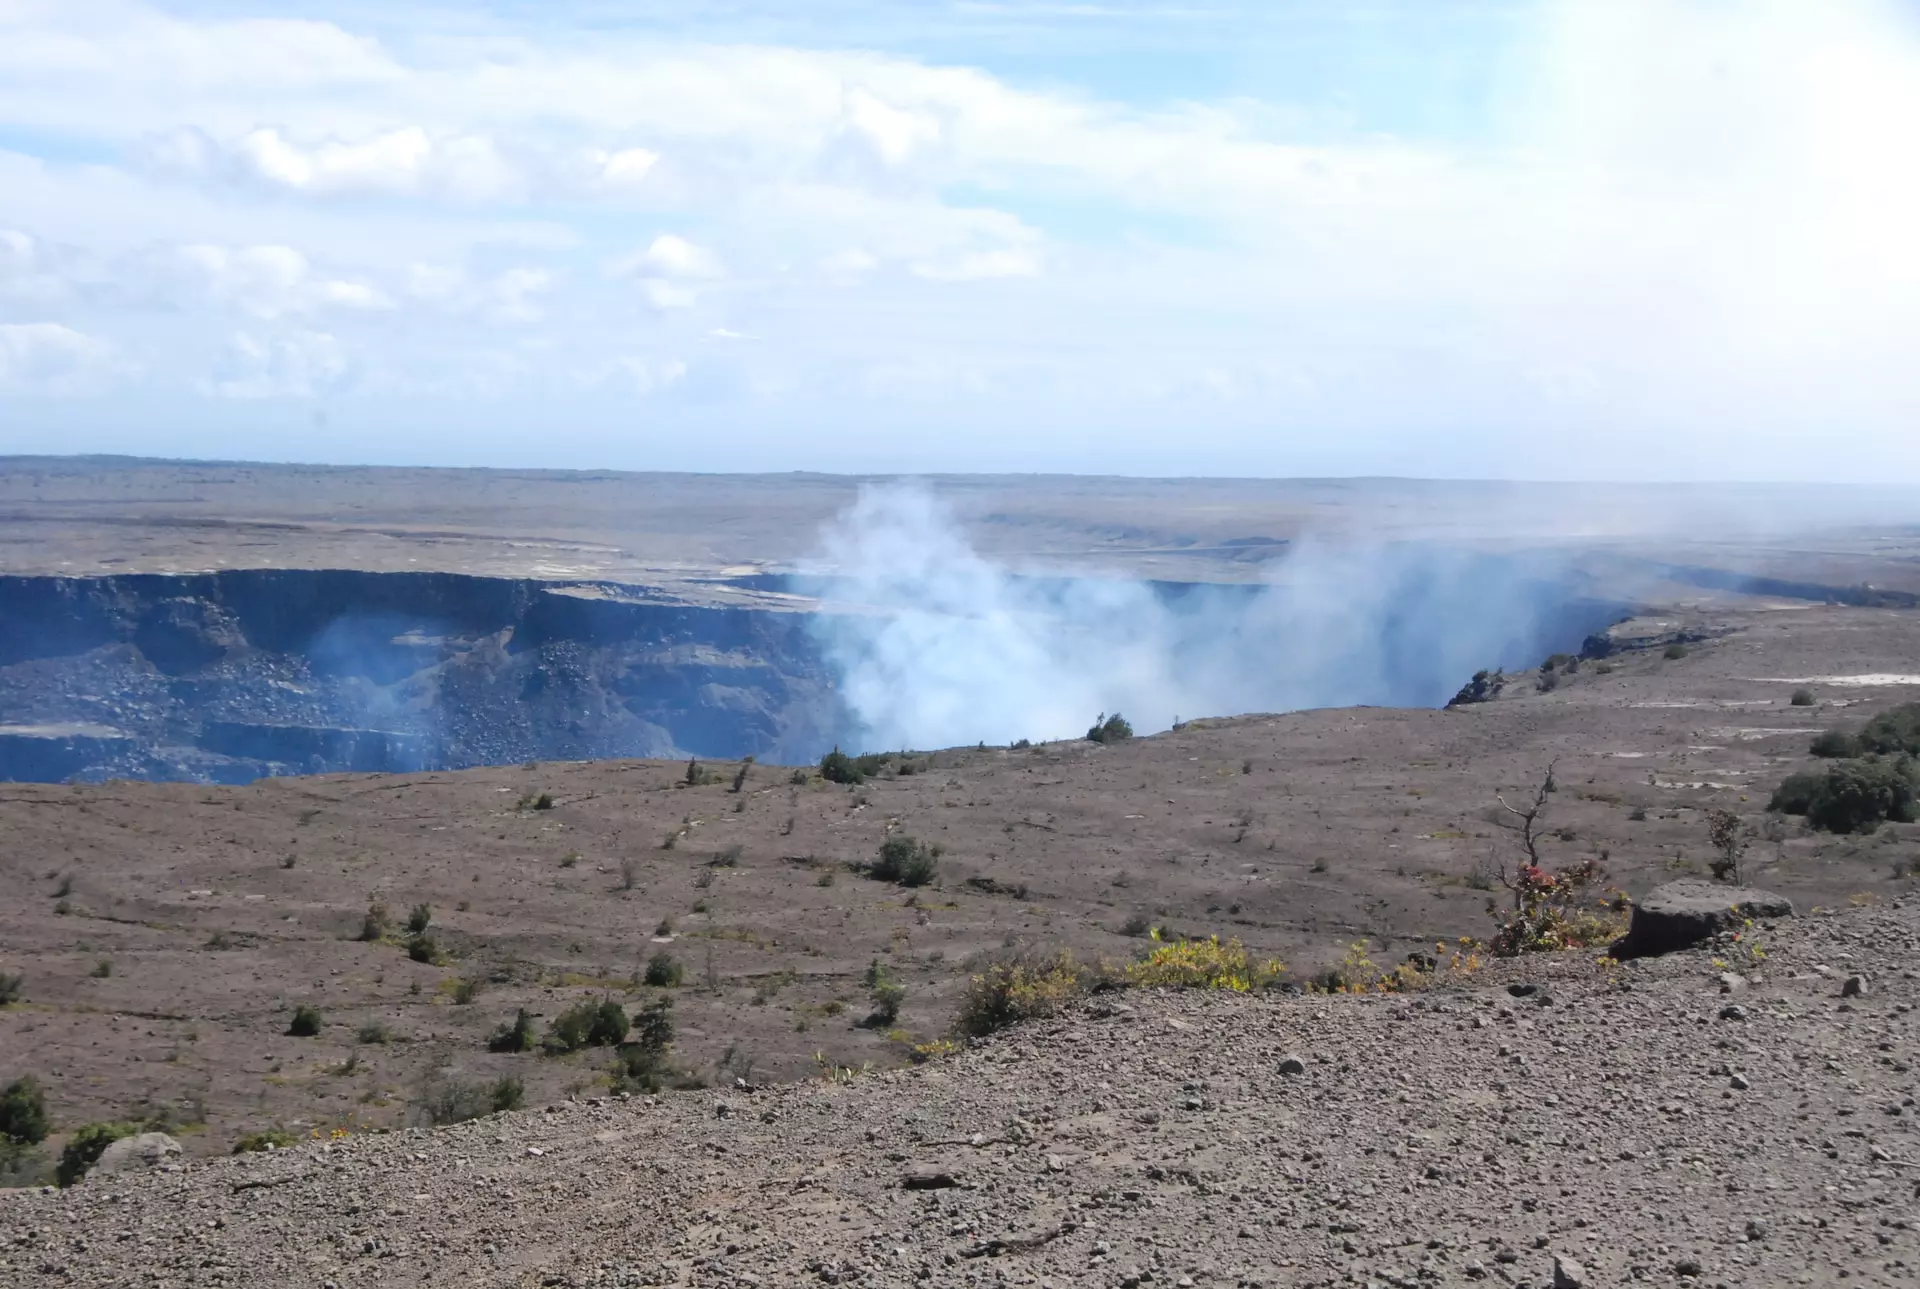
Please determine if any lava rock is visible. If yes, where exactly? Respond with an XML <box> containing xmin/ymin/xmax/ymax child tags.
<box><xmin>87</xmin><ymin>1132</ymin><xmax>181</xmax><ymax>1180</ymax></box>
<box><xmin>1277</xmin><ymin>1056</ymin><xmax>1307</xmax><ymax>1076</ymax></box>
<box><xmin>1612</xmin><ymin>880</ymin><xmax>1793</xmax><ymax>959</ymax></box>
<box><xmin>901</xmin><ymin>1167</ymin><xmax>962</xmax><ymax>1191</ymax></box>
<box><xmin>1553</xmin><ymin>1254</ymin><xmax>1587</xmax><ymax>1288</ymax></box>
<box><xmin>1842</xmin><ymin>974</ymin><xmax>1868</xmax><ymax>998</ymax></box>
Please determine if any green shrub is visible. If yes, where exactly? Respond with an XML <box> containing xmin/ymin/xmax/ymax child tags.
<box><xmin>864</xmin><ymin>959</ymin><xmax>905</xmax><ymax>1026</ymax></box>
<box><xmin>871</xmin><ymin>835</ymin><xmax>939</xmax><ymax>887</ymax></box>
<box><xmin>1812</xmin><ymin>758</ymin><xmax>1916</xmax><ymax>834</ymax></box>
<box><xmin>1861</xmin><ymin>703</ymin><xmax>1920</xmax><ymax>756</ymax></box>
<box><xmin>56</xmin><ymin>1122</ymin><xmax>136</xmax><ymax>1187</ymax></box>
<box><xmin>532</xmin><ymin>793</ymin><xmax>555</xmax><ymax>811</ymax></box>
<box><xmin>0</xmin><ymin>1077</ymin><xmax>49</xmax><ymax>1146</ymax></box>
<box><xmin>231</xmin><ymin>1128</ymin><xmax>298</xmax><ymax>1154</ymax></box>
<box><xmin>451</xmin><ymin>977</ymin><xmax>482</xmax><ymax>1005</ymax></box>
<box><xmin>820</xmin><ymin>748</ymin><xmax>862</xmax><ymax>785</ymax></box>
<box><xmin>643</xmin><ymin>951</ymin><xmax>684</xmax><ymax>988</ymax></box>
<box><xmin>0</xmin><ymin>972</ymin><xmax>20</xmax><ymax>1006</ymax></box>
<box><xmin>406</xmin><ymin>903</ymin><xmax>432</xmax><ymax>934</ymax></box>
<box><xmin>1811</xmin><ymin>729</ymin><xmax>1862</xmax><ymax>758</ymax></box>
<box><xmin>420</xmin><ymin>1076</ymin><xmax>525</xmax><ymax>1126</ymax></box>
<box><xmin>1663</xmin><ymin>643</ymin><xmax>1690</xmax><ymax>660</ymax></box>
<box><xmin>406</xmin><ymin>934</ymin><xmax>439</xmax><ymax>964</ymax></box>
<box><xmin>1769</xmin><ymin>771</ymin><xmax>1823</xmax><ymax>816</ymax></box>
<box><xmin>287</xmin><ymin>1005</ymin><xmax>323</xmax><ymax>1037</ymax></box>
<box><xmin>487</xmin><ymin>1009</ymin><xmax>536</xmax><ymax>1054</ymax></box>
<box><xmin>1086</xmin><ymin>712</ymin><xmax>1134</xmax><ymax>743</ymax></box>
<box><xmin>0</xmin><ymin>1143</ymin><xmax>49</xmax><ymax>1188</ymax></box>
<box><xmin>358</xmin><ymin>902</ymin><xmax>390</xmax><ymax>942</ymax></box>
<box><xmin>953</xmin><ymin>950</ymin><xmax>1091</xmax><ymax>1038</ymax></box>
<box><xmin>543</xmin><ymin>999</ymin><xmax>629</xmax><ymax>1054</ymax></box>
<box><xmin>1790</xmin><ymin>688</ymin><xmax>1816</xmax><ymax>707</ymax></box>
<box><xmin>611</xmin><ymin>1000</ymin><xmax>676</xmax><ymax>1094</ymax></box>
<box><xmin>356</xmin><ymin>1022</ymin><xmax>392</xmax><ymax>1045</ymax></box>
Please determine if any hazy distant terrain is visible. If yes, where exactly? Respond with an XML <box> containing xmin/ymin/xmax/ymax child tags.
<box><xmin>4</xmin><ymin>455</ymin><xmax>1919</xmax><ymax>591</ymax></box>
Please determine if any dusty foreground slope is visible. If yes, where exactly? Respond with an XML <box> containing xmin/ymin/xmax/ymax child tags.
<box><xmin>7</xmin><ymin>896</ymin><xmax>1919</xmax><ymax>1289</ymax></box>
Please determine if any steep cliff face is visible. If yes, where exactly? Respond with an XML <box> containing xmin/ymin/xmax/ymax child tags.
<box><xmin>0</xmin><ymin>571</ymin><xmax>839</xmax><ymax>783</ymax></box>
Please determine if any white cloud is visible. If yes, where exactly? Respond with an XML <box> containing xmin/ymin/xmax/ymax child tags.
<box><xmin>612</xmin><ymin>355</ymin><xmax>688</xmax><ymax>394</ymax></box>
<box><xmin>612</xmin><ymin>234</ymin><xmax>724</xmax><ymax>311</ymax></box>
<box><xmin>157</xmin><ymin>243</ymin><xmax>391</xmax><ymax>318</ymax></box>
<box><xmin>912</xmin><ymin>247</ymin><xmax>1042</xmax><ymax>282</ymax></box>
<box><xmin>0</xmin><ymin>321</ymin><xmax>114</xmax><ymax>393</ymax></box>
<box><xmin>0</xmin><ymin>0</ymin><xmax>1916</xmax><ymax>477</ymax></box>
<box><xmin>204</xmin><ymin>328</ymin><xmax>346</xmax><ymax>399</ymax></box>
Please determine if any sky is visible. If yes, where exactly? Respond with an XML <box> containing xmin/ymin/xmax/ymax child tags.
<box><xmin>1</xmin><ymin>0</ymin><xmax>1919</xmax><ymax>480</ymax></box>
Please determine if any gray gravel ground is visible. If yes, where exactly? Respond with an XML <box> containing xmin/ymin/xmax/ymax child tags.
<box><xmin>7</xmin><ymin>897</ymin><xmax>1918</xmax><ymax>1289</ymax></box>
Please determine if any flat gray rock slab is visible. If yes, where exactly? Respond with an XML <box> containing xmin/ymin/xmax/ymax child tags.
<box><xmin>1615</xmin><ymin>879</ymin><xmax>1793</xmax><ymax>958</ymax></box>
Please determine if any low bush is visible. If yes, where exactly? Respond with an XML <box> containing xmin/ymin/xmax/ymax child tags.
<box><xmin>56</xmin><ymin>1122</ymin><xmax>137</xmax><ymax>1187</ymax></box>
<box><xmin>953</xmin><ymin>950</ymin><xmax>1092</xmax><ymax>1038</ymax></box>
<box><xmin>864</xmin><ymin>959</ymin><xmax>905</xmax><ymax>1026</ymax></box>
<box><xmin>1811</xmin><ymin>729</ymin><xmax>1862</xmax><ymax>758</ymax></box>
<box><xmin>1125</xmin><ymin>935</ymin><xmax>1284</xmax><ymax>992</ymax></box>
<box><xmin>420</xmin><ymin>1076</ymin><xmax>524</xmax><ymax>1126</ymax></box>
<box><xmin>1790</xmin><ymin>688</ymin><xmax>1816</xmax><ymax>707</ymax></box>
<box><xmin>1771</xmin><ymin>756</ymin><xmax>1919</xmax><ymax>834</ymax></box>
<box><xmin>871</xmin><ymin>835</ymin><xmax>939</xmax><ymax>887</ymax></box>
<box><xmin>643</xmin><ymin>951</ymin><xmax>684</xmax><ymax>988</ymax></box>
<box><xmin>487</xmin><ymin>1009</ymin><xmax>536</xmax><ymax>1054</ymax></box>
<box><xmin>1663</xmin><ymin>643</ymin><xmax>1690</xmax><ymax>660</ymax></box>
<box><xmin>231</xmin><ymin>1128</ymin><xmax>298</xmax><ymax>1154</ymax></box>
<box><xmin>0</xmin><ymin>1077</ymin><xmax>49</xmax><ymax>1146</ymax></box>
<box><xmin>406</xmin><ymin>903</ymin><xmax>432</xmax><ymax>935</ymax></box>
<box><xmin>820</xmin><ymin>748</ymin><xmax>862</xmax><ymax>785</ymax></box>
<box><xmin>355</xmin><ymin>1022</ymin><xmax>392</xmax><ymax>1045</ymax></box>
<box><xmin>610</xmin><ymin>999</ymin><xmax>676</xmax><ymax>1094</ymax></box>
<box><xmin>1486</xmin><ymin>859</ymin><xmax>1626</xmax><ymax>957</ymax></box>
<box><xmin>1086</xmin><ymin>712</ymin><xmax>1134</xmax><ymax>744</ymax></box>
<box><xmin>406</xmin><ymin>935</ymin><xmax>439</xmax><ymax>965</ymax></box>
<box><xmin>1863</xmin><ymin>703</ymin><xmax>1920</xmax><ymax>755</ymax></box>
<box><xmin>358</xmin><ymin>902</ymin><xmax>390</xmax><ymax>943</ymax></box>
<box><xmin>287</xmin><ymin>1006</ymin><xmax>323</xmax><ymax>1037</ymax></box>
<box><xmin>0</xmin><ymin>972</ymin><xmax>20</xmax><ymax>1006</ymax></box>
<box><xmin>543</xmin><ymin>999</ymin><xmax>629</xmax><ymax>1054</ymax></box>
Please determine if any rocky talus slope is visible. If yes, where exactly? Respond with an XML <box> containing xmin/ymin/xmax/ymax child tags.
<box><xmin>8</xmin><ymin>898</ymin><xmax>1920</xmax><ymax>1289</ymax></box>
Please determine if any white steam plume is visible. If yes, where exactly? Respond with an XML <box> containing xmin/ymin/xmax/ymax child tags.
<box><xmin>802</xmin><ymin>485</ymin><xmax>1617</xmax><ymax>752</ymax></box>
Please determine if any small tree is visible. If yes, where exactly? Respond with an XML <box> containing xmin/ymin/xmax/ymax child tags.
<box><xmin>358</xmin><ymin>902</ymin><xmax>390</xmax><ymax>942</ymax></box>
<box><xmin>864</xmin><ymin>959</ymin><xmax>905</xmax><ymax>1026</ymax></box>
<box><xmin>643</xmin><ymin>950</ymin><xmax>684</xmax><ymax>988</ymax></box>
<box><xmin>1490</xmin><ymin>760</ymin><xmax>1557</xmax><ymax>895</ymax></box>
<box><xmin>406</xmin><ymin>903</ymin><xmax>432</xmax><ymax>935</ymax></box>
<box><xmin>488</xmin><ymin>1008</ymin><xmax>537</xmax><ymax>1054</ymax></box>
<box><xmin>871</xmin><ymin>835</ymin><xmax>939</xmax><ymax>887</ymax></box>
<box><xmin>0</xmin><ymin>1076</ymin><xmax>49</xmax><ymax>1146</ymax></box>
<box><xmin>612</xmin><ymin>999</ymin><xmax>676</xmax><ymax>1093</ymax></box>
<box><xmin>1706</xmin><ymin>808</ymin><xmax>1745</xmax><ymax>883</ymax></box>
<box><xmin>820</xmin><ymin>748</ymin><xmax>862</xmax><ymax>785</ymax></box>
<box><xmin>730</xmin><ymin>757</ymin><xmax>754</xmax><ymax>793</ymax></box>
<box><xmin>1086</xmin><ymin>712</ymin><xmax>1134</xmax><ymax>744</ymax></box>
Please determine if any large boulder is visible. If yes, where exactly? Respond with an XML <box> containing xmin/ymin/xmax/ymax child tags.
<box><xmin>1612</xmin><ymin>879</ymin><xmax>1793</xmax><ymax>959</ymax></box>
<box><xmin>87</xmin><ymin>1132</ymin><xmax>182</xmax><ymax>1181</ymax></box>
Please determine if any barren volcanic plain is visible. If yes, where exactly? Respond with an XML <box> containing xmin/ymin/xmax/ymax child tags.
<box><xmin>4</xmin><ymin>458</ymin><xmax>1920</xmax><ymax>1288</ymax></box>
